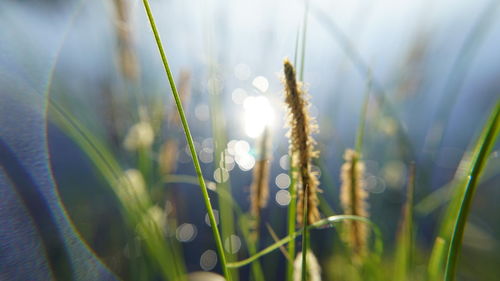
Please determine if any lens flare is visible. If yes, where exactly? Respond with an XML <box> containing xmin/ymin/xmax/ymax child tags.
<box><xmin>243</xmin><ymin>96</ymin><xmax>274</xmax><ymax>138</ymax></box>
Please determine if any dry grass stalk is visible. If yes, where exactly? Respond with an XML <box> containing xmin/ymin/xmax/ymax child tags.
<box><xmin>250</xmin><ymin>128</ymin><xmax>271</xmax><ymax>222</ymax></box>
<box><xmin>283</xmin><ymin>59</ymin><xmax>320</xmax><ymax>226</ymax></box>
<box><xmin>340</xmin><ymin>149</ymin><xmax>369</xmax><ymax>259</ymax></box>
<box><xmin>113</xmin><ymin>0</ymin><xmax>139</xmax><ymax>80</ymax></box>
<box><xmin>159</xmin><ymin>139</ymin><xmax>179</xmax><ymax>175</ymax></box>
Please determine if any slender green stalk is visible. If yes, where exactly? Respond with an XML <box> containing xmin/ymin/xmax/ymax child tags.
<box><xmin>286</xmin><ymin>4</ymin><xmax>309</xmax><ymax>277</ymax></box>
<box><xmin>141</xmin><ymin>1</ymin><xmax>230</xmax><ymax>279</ymax></box>
<box><xmin>394</xmin><ymin>163</ymin><xmax>416</xmax><ymax>281</ymax></box>
<box><xmin>286</xmin><ymin>164</ymin><xmax>298</xmax><ymax>281</ymax></box>
<box><xmin>228</xmin><ymin>215</ymin><xmax>379</xmax><ymax>268</ymax></box>
<box><xmin>299</xmin><ymin>3</ymin><xmax>310</xmax><ymax>280</ymax></box>
<box><xmin>293</xmin><ymin>26</ymin><xmax>300</xmax><ymax>68</ymax></box>
<box><xmin>301</xmin><ymin>192</ymin><xmax>309</xmax><ymax>281</ymax></box>
<box><xmin>444</xmin><ymin>101</ymin><xmax>500</xmax><ymax>281</ymax></box>
<box><xmin>355</xmin><ymin>82</ymin><xmax>371</xmax><ymax>154</ymax></box>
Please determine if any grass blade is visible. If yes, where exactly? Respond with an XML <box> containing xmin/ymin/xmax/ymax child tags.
<box><xmin>443</xmin><ymin>101</ymin><xmax>500</xmax><ymax>281</ymax></box>
<box><xmin>428</xmin><ymin>237</ymin><xmax>446</xmax><ymax>281</ymax></box>
<box><xmin>49</xmin><ymin>101</ymin><xmax>187</xmax><ymax>280</ymax></box>
<box><xmin>393</xmin><ymin>163</ymin><xmax>416</xmax><ymax>281</ymax></box>
<box><xmin>140</xmin><ymin>0</ymin><xmax>230</xmax><ymax>279</ymax></box>
<box><xmin>228</xmin><ymin>215</ymin><xmax>382</xmax><ymax>269</ymax></box>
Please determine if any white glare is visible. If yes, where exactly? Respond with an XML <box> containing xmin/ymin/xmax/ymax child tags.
<box><xmin>252</xmin><ymin>76</ymin><xmax>269</xmax><ymax>92</ymax></box>
<box><xmin>243</xmin><ymin>96</ymin><xmax>274</xmax><ymax>138</ymax></box>
<box><xmin>213</xmin><ymin>167</ymin><xmax>229</xmax><ymax>183</ymax></box>
<box><xmin>276</xmin><ymin>190</ymin><xmax>291</xmax><ymax>206</ymax></box>
<box><xmin>275</xmin><ymin>173</ymin><xmax>290</xmax><ymax>189</ymax></box>
<box><xmin>200</xmin><ymin>250</ymin><xmax>217</xmax><ymax>271</ymax></box>
<box><xmin>279</xmin><ymin>154</ymin><xmax>290</xmax><ymax>170</ymax></box>
<box><xmin>232</xmin><ymin>88</ymin><xmax>247</xmax><ymax>104</ymax></box>
<box><xmin>224</xmin><ymin>235</ymin><xmax>242</xmax><ymax>254</ymax></box>
<box><xmin>176</xmin><ymin>223</ymin><xmax>197</xmax><ymax>242</ymax></box>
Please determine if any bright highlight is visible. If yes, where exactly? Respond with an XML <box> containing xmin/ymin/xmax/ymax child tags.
<box><xmin>243</xmin><ymin>96</ymin><xmax>274</xmax><ymax>138</ymax></box>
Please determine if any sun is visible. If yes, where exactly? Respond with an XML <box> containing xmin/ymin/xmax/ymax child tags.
<box><xmin>243</xmin><ymin>96</ymin><xmax>275</xmax><ymax>138</ymax></box>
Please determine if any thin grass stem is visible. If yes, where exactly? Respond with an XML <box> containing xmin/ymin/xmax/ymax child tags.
<box><xmin>286</xmin><ymin>164</ymin><xmax>298</xmax><ymax>281</ymax></box>
<box><xmin>141</xmin><ymin>1</ymin><xmax>230</xmax><ymax>279</ymax></box>
<box><xmin>227</xmin><ymin>215</ymin><xmax>380</xmax><ymax>269</ymax></box>
<box><xmin>301</xmin><ymin>191</ymin><xmax>309</xmax><ymax>281</ymax></box>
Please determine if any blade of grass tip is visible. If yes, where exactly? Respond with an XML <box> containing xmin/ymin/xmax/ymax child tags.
<box><xmin>427</xmin><ymin>237</ymin><xmax>446</xmax><ymax>281</ymax></box>
<box><xmin>394</xmin><ymin>163</ymin><xmax>416</xmax><ymax>281</ymax></box>
<box><xmin>140</xmin><ymin>1</ymin><xmax>230</xmax><ymax>280</ymax></box>
<box><xmin>227</xmin><ymin>215</ymin><xmax>380</xmax><ymax>268</ymax></box>
<box><xmin>444</xmin><ymin>101</ymin><xmax>500</xmax><ymax>281</ymax></box>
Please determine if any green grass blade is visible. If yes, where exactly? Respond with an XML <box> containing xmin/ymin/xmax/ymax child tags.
<box><xmin>393</xmin><ymin>163</ymin><xmax>416</xmax><ymax>281</ymax></box>
<box><xmin>140</xmin><ymin>1</ymin><xmax>230</xmax><ymax>279</ymax></box>
<box><xmin>443</xmin><ymin>101</ymin><xmax>500</xmax><ymax>281</ymax></box>
<box><xmin>286</xmin><ymin>163</ymin><xmax>298</xmax><ymax>281</ymax></box>
<box><xmin>355</xmin><ymin>81</ymin><xmax>371</xmax><ymax>155</ymax></box>
<box><xmin>228</xmin><ymin>215</ymin><xmax>382</xmax><ymax>269</ymax></box>
<box><xmin>49</xmin><ymin>101</ymin><xmax>188</xmax><ymax>280</ymax></box>
<box><xmin>300</xmin><ymin>193</ymin><xmax>309</xmax><ymax>281</ymax></box>
<box><xmin>427</xmin><ymin>237</ymin><xmax>446</xmax><ymax>281</ymax></box>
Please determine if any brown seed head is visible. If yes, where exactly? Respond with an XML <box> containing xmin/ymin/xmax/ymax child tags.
<box><xmin>340</xmin><ymin>149</ymin><xmax>369</xmax><ymax>259</ymax></box>
<box><xmin>283</xmin><ymin>59</ymin><xmax>320</xmax><ymax>225</ymax></box>
<box><xmin>250</xmin><ymin>128</ymin><xmax>271</xmax><ymax>219</ymax></box>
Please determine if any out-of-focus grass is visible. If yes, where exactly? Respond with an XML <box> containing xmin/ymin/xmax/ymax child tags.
<box><xmin>37</xmin><ymin>0</ymin><xmax>500</xmax><ymax>280</ymax></box>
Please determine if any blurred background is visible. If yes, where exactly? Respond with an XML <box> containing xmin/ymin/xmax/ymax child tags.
<box><xmin>1</xmin><ymin>0</ymin><xmax>500</xmax><ymax>280</ymax></box>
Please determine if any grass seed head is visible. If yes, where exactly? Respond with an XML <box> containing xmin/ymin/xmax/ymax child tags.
<box><xmin>340</xmin><ymin>149</ymin><xmax>370</xmax><ymax>260</ymax></box>
<box><xmin>283</xmin><ymin>59</ymin><xmax>320</xmax><ymax>225</ymax></box>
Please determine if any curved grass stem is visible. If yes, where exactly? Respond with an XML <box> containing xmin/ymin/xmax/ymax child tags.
<box><xmin>228</xmin><ymin>215</ymin><xmax>380</xmax><ymax>269</ymax></box>
<box><xmin>141</xmin><ymin>1</ymin><xmax>230</xmax><ymax>279</ymax></box>
<box><xmin>444</xmin><ymin>101</ymin><xmax>500</xmax><ymax>281</ymax></box>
